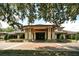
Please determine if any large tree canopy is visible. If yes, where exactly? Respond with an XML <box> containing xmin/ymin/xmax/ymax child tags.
<box><xmin>0</xmin><ymin>3</ymin><xmax>37</xmax><ymax>29</ymax></box>
<box><xmin>37</xmin><ymin>3</ymin><xmax>79</xmax><ymax>26</ymax></box>
<box><xmin>0</xmin><ymin>3</ymin><xmax>79</xmax><ymax>29</ymax></box>
<box><xmin>0</xmin><ymin>3</ymin><xmax>22</xmax><ymax>29</ymax></box>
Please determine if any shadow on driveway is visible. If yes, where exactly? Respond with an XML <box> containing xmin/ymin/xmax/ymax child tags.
<box><xmin>63</xmin><ymin>45</ymin><xmax>79</xmax><ymax>51</ymax></box>
<box><xmin>36</xmin><ymin>46</ymin><xmax>69</xmax><ymax>51</ymax></box>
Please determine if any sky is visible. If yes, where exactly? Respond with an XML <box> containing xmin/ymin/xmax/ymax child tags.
<box><xmin>1</xmin><ymin>15</ymin><xmax>79</xmax><ymax>32</ymax></box>
<box><xmin>62</xmin><ymin>15</ymin><xmax>79</xmax><ymax>32</ymax></box>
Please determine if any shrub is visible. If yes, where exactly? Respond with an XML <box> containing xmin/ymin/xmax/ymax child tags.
<box><xmin>4</xmin><ymin>34</ymin><xmax>9</xmax><ymax>40</ymax></box>
<box><xmin>8</xmin><ymin>34</ymin><xmax>17</xmax><ymax>39</ymax></box>
<box><xmin>4</xmin><ymin>34</ymin><xmax>17</xmax><ymax>40</ymax></box>
<box><xmin>57</xmin><ymin>34</ymin><xmax>65</xmax><ymax>42</ymax></box>
<box><xmin>71</xmin><ymin>34</ymin><xmax>75</xmax><ymax>40</ymax></box>
<box><xmin>75</xmin><ymin>33</ymin><xmax>79</xmax><ymax>40</ymax></box>
<box><xmin>19</xmin><ymin>33</ymin><xmax>25</xmax><ymax>39</ymax></box>
<box><xmin>9</xmin><ymin>39</ymin><xmax>24</xmax><ymax>42</ymax></box>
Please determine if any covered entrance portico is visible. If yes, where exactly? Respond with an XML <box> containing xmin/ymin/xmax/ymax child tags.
<box><xmin>33</xmin><ymin>28</ymin><xmax>47</xmax><ymax>41</ymax></box>
<box><xmin>23</xmin><ymin>25</ymin><xmax>62</xmax><ymax>41</ymax></box>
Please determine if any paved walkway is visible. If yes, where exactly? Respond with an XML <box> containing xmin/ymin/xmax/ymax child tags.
<box><xmin>0</xmin><ymin>41</ymin><xmax>79</xmax><ymax>51</ymax></box>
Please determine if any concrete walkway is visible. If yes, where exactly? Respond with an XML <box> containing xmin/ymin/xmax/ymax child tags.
<box><xmin>0</xmin><ymin>41</ymin><xmax>79</xmax><ymax>51</ymax></box>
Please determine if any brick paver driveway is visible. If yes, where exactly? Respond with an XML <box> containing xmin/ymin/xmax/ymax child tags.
<box><xmin>0</xmin><ymin>41</ymin><xmax>79</xmax><ymax>51</ymax></box>
<box><xmin>0</xmin><ymin>41</ymin><xmax>24</xmax><ymax>50</ymax></box>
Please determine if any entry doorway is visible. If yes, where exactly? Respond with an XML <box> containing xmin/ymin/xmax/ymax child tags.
<box><xmin>36</xmin><ymin>32</ymin><xmax>45</xmax><ymax>40</ymax></box>
<box><xmin>57</xmin><ymin>34</ymin><xmax>61</xmax><ymax>39</ymax></box>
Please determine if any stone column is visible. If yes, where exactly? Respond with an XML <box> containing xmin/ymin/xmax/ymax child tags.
<box><xmin>52</xmin><ymin>29</ymin><xmax>55</xmax><ymax>40</ymax></box>
<box><xmin>31</xmin><ymin>33</ymin><xmax>33</xmax><ymax>41</ymax></box>
<box><xmin>48</xmin><ymin>28</ymin><xmax>51</xmax><ymax>41</ymax></box>
<box><xmin>25</xmin><ymin>32</ymin><xmax>27</xmax><ymax>40</ymax></box>
<box><xmin>34</xmin><ymin>32</ymin><xmax>36</xmax><ymax>41</ymax></box>
<box><xmin>28</xmin><ymin>28</ymin><xmax>32</xmax><ymax>41</ymax></box>
<box><xmin>24</xmin><ymin>29</ymin><xmax>28</xmax><ymax>40</ymax></box>
<box><xmin>63</xmin><ymin>34</ymin><xmax>66</xmax><ymax>39</ymax></box>
<box><xmin>17</xmin><ymin>35</ymin><xmax>20</xmax><ymax>39</ymax></box>
<box><xmin>45</xmin><ymin>32</ymin><xmax>47</xmax><ymax>40</ymax></box>
<box><xmin>55</xmin><ymin>34</ymin><xmax>57</xmax><ymax>39</ymax></box>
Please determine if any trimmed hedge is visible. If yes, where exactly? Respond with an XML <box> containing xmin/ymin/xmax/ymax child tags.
<box><xmin>0</xmin><ymin>50</ymin><xmax>79</xmax><ymax>56</ymax></box>
<box><xmin>9</xmin><ymin>39</ymin><xmax>24</xmax><ymax>42</ymax></box>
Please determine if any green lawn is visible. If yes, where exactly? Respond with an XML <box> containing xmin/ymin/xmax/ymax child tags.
<box><xmin>0</xmin><ymin>50</ymin><xmax>79</xmax><ymax>56</ymax></box>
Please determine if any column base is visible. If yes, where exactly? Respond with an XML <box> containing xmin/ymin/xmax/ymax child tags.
<box><xmin>28</xmin><ymin>39</ymin><xmax>32</xmax><ymax>41</ymax></box>
<box><xmin>46</xmin><ymin>39</ymin><xmax>56</xmax><ymax>42</ymax></box>
<box><xmin>24</xmin><ymin>39</ymin><xmax>28</xmax><ymax>42</ymax></box>
<box><xmin>46</xmin><ymin>39</ymin><xmax>52</xmax><ymax>42</ymax></box>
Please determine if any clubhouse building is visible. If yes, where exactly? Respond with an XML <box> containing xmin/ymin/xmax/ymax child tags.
<box><xmin>0</xmin><ymin>22</ymin><xmax>77</xmax><ymax>42</ymax></box>
<box><xmin>23</xmin><ymin>24</ymin><xmax>66</xmax><ymax>41</ymax></box>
